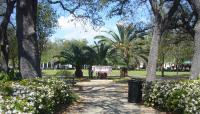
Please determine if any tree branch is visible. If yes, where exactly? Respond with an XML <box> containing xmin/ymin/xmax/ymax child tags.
<box><xmin>179</xmin><ymin>5</ymin><xmax>195</xmax><ymax>37</ymax></box>
<box><xmin>9</xmin><ymin>21</ymin><xmax>16</xmax><ymax>30</ymax></box>
<box><xmin>0</xmin><ymin>13</ymin><xmax>5</xmax><ymax>16</ymax></box>
<box><xmin>135</xmin><ymin>26</ymin><xmax>153</xmax><ymax>34</ymax></box>
<box><xmin>47</xmin><ymin>0</ymin><xmax>80</xmax><ymax>16</ymax></box>
<box><xmin>1</xmin><ymin>0</ymin><xmax>16</xmax><ymax>28</ymax></box>
<box><xmin>165</xmin><ymin>0</ymin><xmax>180</xmax><ymax>20</ymax></box>
<box><xmin>162</xmin><ymin>0</ymin><xmax>180</xmax><ymax>32</ymax></box>
<box><xmin>149</xmin><ymin>0</ymin><xmax>160</xmax><ymax>17</ymax></box>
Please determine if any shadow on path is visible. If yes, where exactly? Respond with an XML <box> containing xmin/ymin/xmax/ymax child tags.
<box><xmin>59</xmin><ymin>80</ymin><xmax>165</xmax><ymax>114</ymax></box>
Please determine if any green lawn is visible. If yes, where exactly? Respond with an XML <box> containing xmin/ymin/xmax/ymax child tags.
<box><xmin>42</xmin><ymin>69</ymin><xmax>190</xmax><ymax>78</ymax></box>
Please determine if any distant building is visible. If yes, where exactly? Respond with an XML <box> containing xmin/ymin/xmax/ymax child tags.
<box><xmin>41</xmin><ymin>61</ymin><xmax>73</xmax><ymax>69</ymax></box>
<box><xmin>163</xmin><ymin>61</ymin><xmax>191</xmax><ymax>71</ymax></box>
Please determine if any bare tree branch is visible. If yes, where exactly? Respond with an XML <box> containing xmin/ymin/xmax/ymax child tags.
<box><xmin>179</xmin><ymin>5</ymin><xmax>195</xmax><ymax>37</ymax></box>
<box><xmin>165</xmin><ymin>0</ymin><xmax>180</xmax><ymax>21</ymax></box>
<box><xmin>9</xmin><ymin>21</ymin><xmax>16</xmax><ymax>30</ymax></box>
<box><xmin>47</xmin><ymin>0</ymin><xmax>80</xmax><ymax>17</ymax></box>
<box><xmin>47</xmin><ymin>0</ymin><xmax>104</xmax><ymax>27</ymax></box>
<box><xmin>162</xmin><ymin>0</ymin><xmax>181</xmax><ymax>33</ymax></box>
<box><xmin>0</xmin><ymin>0</ymin><xmax>16</xmax><ymax>41</ymax></box>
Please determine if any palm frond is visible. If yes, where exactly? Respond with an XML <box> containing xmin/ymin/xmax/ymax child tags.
<box><xmin>116</xmin><ymin>24</ymin><xmax>125</xmax><ymax>43</ymax></box>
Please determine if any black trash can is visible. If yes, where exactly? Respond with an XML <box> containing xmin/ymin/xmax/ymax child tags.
<box><xmin>128</xmin><ymin>79</ymin><xmax>143</xmax><ymax>103</ymax></box>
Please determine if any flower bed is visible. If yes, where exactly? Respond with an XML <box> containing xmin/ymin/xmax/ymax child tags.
<box><xmin>143</xmin><ymin>80</ymin><xmax>200</xmax><ymax>114</ymax></box>
<box><xmin>0</xmin><ymin>78</ymin><xmax>78</xmax><ymax>114</ymax></box>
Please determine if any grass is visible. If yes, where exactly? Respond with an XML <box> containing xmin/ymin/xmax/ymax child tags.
<box><xmin>42</xmin><ymin>69</ymin><xmax>190</xmax><ymax>78</ymax></box>
<box><xmin>42</xmin><ymin>69</ymin><xmax>190</xmax><ymax>84</ymax></box>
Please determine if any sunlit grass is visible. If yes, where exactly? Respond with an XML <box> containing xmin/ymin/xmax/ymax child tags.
<box><xmin>42</xmin><ymin>69</ymin><xmax>190</xmax><ymax>78</ymax></box>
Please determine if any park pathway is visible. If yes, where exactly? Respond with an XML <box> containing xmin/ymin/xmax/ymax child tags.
<box><xmin>58</xmin><ymin>80</ymin><xmax>165</xmax><ymax>114</ymax></box>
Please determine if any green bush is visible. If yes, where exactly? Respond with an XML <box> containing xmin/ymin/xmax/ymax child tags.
<box><xmin>143</xmin><ymin>80</ymin><xmax>200</xmax><ymax>113</ymax></box>
<box><xmin>0</xmin><ymin>71</ymin><xmax>22</xmax><ymax>82</ymax></box>
<box><xmin>0</xmin><ymin>78</ymin><xmax>78</xmax><ymax>114</ymax></box>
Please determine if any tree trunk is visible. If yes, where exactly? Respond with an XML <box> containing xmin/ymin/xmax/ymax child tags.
<box><xmin>12</xmin><ymin>57</ymin><xmax>16</xmax><ymax>70</ymax></box>
<box><xmin>88</xmin><ymin>65</ymin><xmax>93</xmax><ymax>79</ymax></box>
<box><xmin>190</xmin><ymin>20</ymin><xmax>200</xmax><ymax>79</ymax></box>
<box><xmin>176</xmin><ymin>65</ymin><xmax>179</xmax><ymax>77</ymax></box>
<box><xmin>0</xmin><ymin>42</ymin><xmax>9</xmax><ymax>72</ymax></box>
<box><xmin>146</xmin><ymin>23</ymin><xmax>161</xmax><ymax>82</ymax></box>
<box><xmin>188</xmin><ymin>0</ymin><xmax>200</xmax><ymax>79</ymax></box>
<box><xmin>0</xmin><ymin>0</ymin><xmax>15</xmax><ymax>73</ymax></box>
<box><xmin>75</xmin><ymin>65</ymin><xmax>83</xmax><ymax>78</ymax></box>
<box><xmin>176</xmin><ymin>60</ymin><xmax>179</xmax><ymax>77</ymax></box>
<box><xmin>16</xmin><ymin>0</ymin><xmax>41</xmax><ymax>78</ymax></box>
<box><xmin>161</xmin><ymin>54</ymin><xmax>165</xmax><ymax>77</ymax></box>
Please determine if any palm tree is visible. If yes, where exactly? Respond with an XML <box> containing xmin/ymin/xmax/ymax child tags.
<box><xmin>84</xmin><ymin>42</ymin><xmax>117</xmax><ymax>78</ymax></box>
<box><xmin>59</xmin><ymin>44</ymin><xmax>87</xmax><ymax>78</ymax></box>
<box><xmin>130</xmin><ymin>38</ymin><xmax>149</xmax><ymax>68</ymax></box>
<box><xmin>95</xmin><ymin>23</ymin><xmax>145</xmax><ymax>68</ymax></box>
<box><xmin>84</xmin><ymin>42</ymin><xmax>117</xmax><ymax>65</ymax></box>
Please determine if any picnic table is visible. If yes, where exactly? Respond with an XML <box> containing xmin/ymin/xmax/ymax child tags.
<box><xmin>92</xmin><ymin>66</ymin><xmax>112</xmax><ymax>79</ymax></box>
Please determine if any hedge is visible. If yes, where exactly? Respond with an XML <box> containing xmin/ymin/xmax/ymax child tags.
<box><xmin>0</xmin><ymin>78</ymin><xmax>78</xmax><ymax>114</ymax></box>
<box><xmin>143</xmin><ymin>80</ymin><xmax>200</xmax><ymax>114</ymax></box>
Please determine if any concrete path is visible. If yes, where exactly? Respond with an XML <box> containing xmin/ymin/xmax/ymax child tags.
<box><xmin>59</xmin><ymin>80</ymin><xmax>165</xmax><ymax>114</ymax></box>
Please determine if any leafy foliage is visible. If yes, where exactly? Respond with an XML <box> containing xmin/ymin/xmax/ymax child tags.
<box><xmin>58</xmin><ymin>43</ymin><xmax>89</xmax><ymax>77</ymax></box>
<box><xmin>143</xmin><ymin>80</ymin><xmax>200</xmax><ymax>113</ymax></box>
<box><xmin>95</xmin><ymin>23</ymin><xmax>148</xmax><ymax>67</ymax></box>
<box><xmin>0</xmin><ymin>71</ymin><xmax>21</xmax><ymax>82</ymax></box>
<box><xmin>37</xmin><ymin>2</ymin><xmax>58</xmax><ymax>57</ymax></box>
<box><xmin>161</xmin><ymin>32</ymin><xmax>194</xmax><ymax>63</ymax></box>
<box><xmin>59</xmin><ymin>44</ymin><xmax>87</xmax><ymax>67</ymax></box>
<box><xmin>84</xmin><ymin>42</ymin><xmax>117</xmax><ymax>65</ymax></box>
<box><xmin>41</xmin><ymin>39</ymin><xmax>88</xmax><ymax>63</ymax></box>
<box><xmin>0</xmin><ymin>78</ymin><xmax>78</xmax><ymax>114</ymax></box>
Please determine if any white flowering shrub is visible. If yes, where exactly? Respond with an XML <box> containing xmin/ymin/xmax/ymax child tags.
<box><xmin>143</xmin><ymin>80</ymin><xmax>200</xmax><ymax>114</ymax></box>
<box><xmin>0</xmin><ymin>78</ymin><xmax>78</xmax><ymax>114</ymax></box>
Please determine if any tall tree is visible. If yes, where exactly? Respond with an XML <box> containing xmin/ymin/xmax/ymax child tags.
<box><xmin>146</xmin><ymin>0</ymin><xmax>180</xmax><ymax>82</ymax></box>
<box><xmin>95</xmin><ymin>23</ymin><xmax>144</xmax><ymax>68</ymax></box>
<box><xmin>37</xmin><ymin>2</ymin><xmax>58</xmax><ymax>60</ymax></box>
<box><xmin>160</xmin><ymin>0</ymin><xmax>199</xmax><ymax>79</ymax></box>
<box><xmin>59</xmin><ymin>44</ymin><xmax>87</xmax><ymax>78</ymax></box>
<box><xmin>0</xmin><ymin>0</ymin><xmax>15</xmax><ymax>73</ymax></box>
<box><xmin>84</xmin><ymin>42</ymin><xmax>117</xmax><ymax>65</ymax></box>
<box><xmin>84</xmin><ymin>42</ymin><xmax>117</xmax><ymax>78</ymax></box>
<box><xmin>16</xmin><ymin>0</ymin><xmax>41</xmax><ymax>78</ymax></box>
<box><xmin>7</xmin><ymin>28</ymin><xmax>18</xmax><ymax>70</ymax></box>
<box><xmin>187</xmin><ymin>0</ymin><xmax>200</xmax><ymax>79</ymax></box>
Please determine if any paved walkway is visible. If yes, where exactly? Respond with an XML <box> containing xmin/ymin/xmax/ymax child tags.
<box><xmin>59</xmin><ymin>80</ymin><xmax>165</xmax><ymax>114</ymax></box>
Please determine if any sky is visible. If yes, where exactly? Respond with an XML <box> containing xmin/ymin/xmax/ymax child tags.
<box><xmin>0</xmin><ymin>1</ymin><xmax>151</xmax><ymax>45</ymax></box>
<box><xmin>0</xmin><ymin>1</ymin><xmax>123</xmax><ymax>45</ymax></box>
<box><xmin>51</xmin><ymin>16</ymin><xmax>113</xmax><ymax>44</ymax></box>
<box><xmin>50</xmin><ymin>15</ymin><xmax>120</xmax><ymax>45</ymax></box>
<box><xmin>50</xmin><ymin>1</ymin><xmax>151</xmax><ymax>45</ymax></box>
